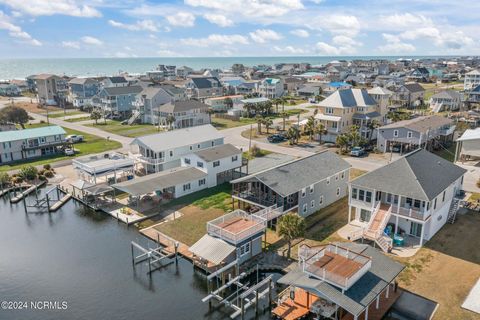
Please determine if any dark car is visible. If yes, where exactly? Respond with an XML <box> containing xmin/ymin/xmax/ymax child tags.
<box><xmin>267</xmin><ymin>134</ymin><xmax>286</xmax><ymax>143</ymax></box>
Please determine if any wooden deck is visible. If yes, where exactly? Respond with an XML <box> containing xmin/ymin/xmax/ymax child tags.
<box><xmin>341</xmin><ymin>286</ymin><xmax>402</xmax><ymax>320</ymax></box>
<box><xmin>308</xmin><ymin>252</ymin><xmax>363</xmax><ymax>279</ymax></box>
<box><xmin>272</xmin><ymin>288</ymin><xmax>318</xmax><ymax>320</ymax></box>
<box><xmin>367</xmin><ymin>204</ymin><xmax>390</xmax><ymax>234</ymax></box>
<box><xmin>217</xmin><ymin>217</ymin><xmax>258</xmax><ymax>234</ymax></box>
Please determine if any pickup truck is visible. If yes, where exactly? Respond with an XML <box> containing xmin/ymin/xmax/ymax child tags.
<box><xmin>66</xmin><ymin>135</ymin><xmax>84</xmax><ymax>143</ymax></box>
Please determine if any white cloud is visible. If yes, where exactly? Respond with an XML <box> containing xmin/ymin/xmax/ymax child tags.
<box><xmin>157</xmin><ymin>49</ymin><xmax>177</xmax><ymax>57</ymax></box>
<box><xmin>61</xmin><ymin>41</ymin><xmax>80</xmax><ymax>49</ymax></box>
<box><xmin>378</xmin><ymin>33</ymin><xmax>415</xmax><ymax>53</ymax></box>
<box><xmin>108</xmin><ymin>19</ymin><xmax>159</xmax><ymax>32</ymax></box>
<box><xmin>181</xmin><ymin>34</ymin><xmax>249</xmax><ymax>47</ymax></box>
<box><xmin>273</xmin><ymin>45</ymin><xmax>308</xmax><ymax>55</ymax></box>
<box><xmin>290</xmin><ymin>29</ymin><xmax>309</xmax><ymax>38</ymax></box>
<box><xmin>249</xmin><ymin>29</ymin><xmax>282</xmax><ymax>43</ymax></box>
<box><xmin>314</xmin><ymin>35</ymin><xmax>361</xmax><ymax>55</ymax></box>
<box><xmin>332</xmin><ymin>35</ymin><xmax>361</xmax><ymax>47</ymax></box>
<box><xmin>113</xmin><ymin>52</ymin><xmax>138</xmax><ymax>58</ymax></box>
<box><xmin>203</xmin><ymin>13</ymin><xmax>233</xmax><ymax>27</ymax></box>
<box><xmin>321</xmin><ymin>15</ymin><xmax>360</xmax><ymax>37</ymax></box>
<box><xmin>0</xmin><ymin>11</ymin><xmax>42</xmax><ymax>46</ymax></box>
<box><xmin>378</xmin><ymin>13</ymin><xmax>432</xmax><ymax>30</ymax></box>
<box><xmin>0</xmin><ymin>0</ymin><xmax>101</xmax><ymax>18</ymax></box>
<box><xmin>166</xmin><ymin>12</ymin><xmax>195</xmax><ymax>27</ymax></box>
<box><xmin>81</xmin><ymin>36</ymin><xmax>103</xmax><ymax>46</ymax></box>
<box><xmin>315</xmin><ymin>42</ymin><xmax>342</xmax><ymax>55</ymax></box>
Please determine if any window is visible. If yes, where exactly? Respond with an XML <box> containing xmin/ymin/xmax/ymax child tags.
<box><xmin>183</xmin><ymin>183</ymin><xmax>191</xmax><ymax>191</ymax></box>
<box><xmin>326</xmin><ymin>177</ymin><xmax>330</xmax><ymax>185</ymax></box>
<box><xmin>184</xmin><ymin>158</ymin><xmax>191</xmax><ymax>164</ymax></box>
<box><xmin>365</xmin><ymin>191</ymin><xmax>372</xmax><ymax>203</ymax></box>
<box><xmin>359</xmin><ymin>190</ymin><xmax>365</xmax><ymax>201</ymax></box>
<box><xmin>240</xmin><ymin>242</ymin><xmax>250</xmax><ymax>256</ymax></box>
<box><xmin>211</xmin><ymin>141</ymin><xmax>215</xmax><ymax>147</ymax></box>
<box><xmin>434</xmin><ymin>198</ymin><xmax>437</xmax><ymax>210</ymax></box>
<box><xmin>341</xmin><ymin>172</ymin><xmax>345</xmax><ymax>179</ymax></box>
<box><xmin>197</xmin><ymin>144</ymin><xmax>200</xmax><ymax>148</ymax></box>
<box><xmin>169</xmin><ymin>150</ymin><xmax>173</xmax><ymax>157</ymax></box>
<box><xmin>335</xmin><ymin>174</ymin><xmax>339</xmax><ymax>181</ymax></box>
<box><xmin>213</xmin><ymin>161</ymin><xmax>220</xmax><ymax>167</ymax></box>
<box><xmin>197</xmin><ymin>161</ymin><xmax>203</xmax><ymax>168</ymax></box>
<box><xmin>442</xmin><ymin>191</ymin><xmax>446</xmax><ymax>202</ymax></box>
<box><xmin>414</xmin><ymin>199</ymin><xmax>421</xmax><ymax>208</ymax></box>
<box><xmin>311</xmin><ymin>200</ymin><xmax>315</xmax><ymax>208</ymax></box>
<box><xmin>189</xmin><ymin>146</ymin><xmax>193</xmax><ymax>150</ymax></box>
<box><xmin>336</xmin><ymin>187</ymin><xmax>341</xmax><ymax>196</ymax></box>
<box><xmin>332</xmin><ymin>122</ymin><xmax>338</xmax><ymax>129</ymax></box>
<box><xmin>319</xmin><ymin>195</ymin><xmax>324</xmax><ymax>204</ymax></box>
<box><xmin>407</xmin><ymin>131</ymin><xmax>413</xmax><ymax>138</ymax></box>
<box><xmin>325</xmin><ymin>107</ymin><xmax>334</xmax><ymax>114</ymax></box>
<box><xmin>310</xmin><ymin>184</ymin><xmax>314</xmax><ymax>194</ymax></box>
<box><xmin>301</xmin><ymin>188</ymin><xmax>306</xmax><ymax>197</ymax></box>
<box><xmin>198</xmin><ymin>178</ymin><xmax>206</xmax><ymax>186</ymax></box>
<box><xmin>302</xmin><ymin>204</ymin><xmax>307</xmax><ymax>213</ymax></box>
<box><xmin>393</xmin><ymin>130</ymin><xmax>399</xmax><ymax>137</ymax></box>
<box><xmin>231</xmin><ymin>155</ymin><xmax>238</xmax><ymax>162</ymax></box>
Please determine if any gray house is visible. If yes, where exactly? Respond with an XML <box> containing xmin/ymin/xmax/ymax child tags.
<box><xmin>158</xmin><ymin>100</ymin><xmax>210</xmax><ymax>129</ymax></box>
<box><xmin>185</xmin><ymin>77</ymin><xmax>223</xmax><ymax>100</ymax></box>
<box><xmin>68</xmin><ymin>78</ymin><xmax>100</xmax><ymax>108</ymax></box>
<box><xmin>376</xmin><ymin>115</ymin><xmax>455</xmax><ymax>153</ymax></box>
<box><xmin>133</xmin><ymin>87</ymin><xmax>175</xmax><ymax>124</ymax></box>
<box><xmin>231</xmin><ymin>151</ymin><xmax>350</xmax><ymax>217</ymax></box>
<box><xmin>95</xmin><ymin>85</ymin><xmax>143</xmax><ymax>118</ymax></box>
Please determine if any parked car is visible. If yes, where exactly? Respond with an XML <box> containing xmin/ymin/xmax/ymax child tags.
<box><xmin>350</xmin><ymin>146</ymin><xmax>365</xmax><ymax>157</ymax></box>
<box><xmin>66</xmin><ymin>135</ymin><xmax>84</xmax><ymax>143</ymax></box>
<box><xmin>64</xmin><ymin>148</ymin><xmax>75</xmax><ymax>156</ymax></box>
<box><xmin>267</xmin><ymin>134</ymin><xmax>286</xmax><ymax>143</ymax></box>
<box><xmin>323</xmin><ymin>142</ymin><xmax>336</xmax><ymax>148</ymax></box>
<box><xmin>391</xmin><ymin>145</ymin><xmax>401</xmax><ymax>153</ymax></box>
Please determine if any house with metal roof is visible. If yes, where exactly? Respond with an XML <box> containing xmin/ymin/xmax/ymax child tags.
<box><xmin>347</xmin><ymin>149</ymin><xmax>466</xmax><ymax>251</ymax></box>
<box><xmin>455</xmin><ymin>128</ymin><xmax>480</xmax><ymax>162</ymax></box>
<box><xmin>101</xmin><ymin>76</ymin><xmax>129</xmax><ymax>88</ymax></box>
<box><xmin>231</xmin><ymin>151</ymin><xmax>350</xmax><ymax>217</ymax></box>
<box><xmin>316</xmin><ymin>88</ymin><xmax>381</xmax><ymax>142</ymax></box>
<box><xmin>130</xmin><ymin>124</ymin><xmax>224</xmax><ymax>173</ymax></box>
<box><xmin>0</xmin><ymin>125</ymin><xmax>67</xmax><ymax>164</ymax></box>
<box><xmin>185</xmin><ymin>76</ymin><xmax>223</xmax><ymax>100</ymax></box>
<box><xmin>274</xmin><ymin>242</ymin><xmax>405</xmax><ymax>320</ymax></box>
<box><xmin>376</xmin><ymin>115</ymin><xmax>455</xmax><ymax>153</ymax></box>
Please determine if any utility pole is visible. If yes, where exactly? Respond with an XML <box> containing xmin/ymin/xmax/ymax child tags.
<box><xmin>248</xmin><ymin>124</ymin><xmax>253</xmax><ymax>154</ymax></box>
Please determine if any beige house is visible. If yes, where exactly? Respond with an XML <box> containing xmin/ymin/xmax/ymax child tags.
<box><xmin>316</xmin><ymin>88</ymin><xmax>380</xmax><ymax>142</ymax></box>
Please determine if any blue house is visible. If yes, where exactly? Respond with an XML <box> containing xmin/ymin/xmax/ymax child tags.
<box><xmin>68</xmin><ymin>78</ymin><xmax>100</xmax><ymax>108</ymax></box>
<box><xmin>94</xmin><ymin>85</ymin><xmax>143</xmax><ymax>118</ymax></box>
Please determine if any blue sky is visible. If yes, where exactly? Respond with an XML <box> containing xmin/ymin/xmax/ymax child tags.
<box><xmin>0</xmin><ymin>0</ymin><xmax>479</xmax><ymax>58</ymax></box>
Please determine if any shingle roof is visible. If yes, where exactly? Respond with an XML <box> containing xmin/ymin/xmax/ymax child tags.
<box><xmin>139</xmin><ymin>87</ymin><xmax>168</xmax><ymax>99</ymax></box>
<box><xmin>190</xmin><ymin>77</ymin><xmax>221</xmax><ymax>89</ymax></box>
<box><xmin>194</xmin><ymin>144</ymin><xmax>240</xmax><ymax>162</ymax></box>
<box><xmin>379</xmin><ymin>115</ymin><xmax>453</xmax><ymax>133</ymax></box>
<box><xmin>403</xmin><ymin>83</ymin><xmax>425</xmax><ymax>93</ymax></box>
<box><xmin>232</xmin><ymin>151</ymin><xmax>350</xmax><ymax>197</ymax></box>
<box><xmin>159</xmin><ymin>100</ymin><xmax>209</xmax><ymax>113</ymax></box>
<box><xmin>103</xmin><ymin>85</ymin><xmax>143</xmax><ymax>96</ymax></box>
<box><xmin>318</xmin><ymin>88</ymin><xmax>377</xmax><ymax>108</ymax></box>
<box><xmin>351</xmin><ymin>149</ymin><xmax>466</xmax><ymax>201</ymax></box>
<box><xmin>278</xmin><ymin>242</ymin><xmax>404</xmax><ymax>317</ymax></box>
<box><xmin>108</xmin><ymin>76</ymin><xmax>128</xmax><ymax>84</ymax></box>
<box><xmin>69</xmin><ymin>78</ymin><xmax>98</xmax><ymax>85</ymax></box>
<box><xmin>0</xmin><ymin>125</ymin><xmax>65</xmax><ymax>143</ymax></box>
<box><xmin>430</xmin><ymin>90</ymin><xmax>461</xmax><ymax>100</ymax></box>
<box><xmin>131</xmin><ymin>124</ymin><xmax>223</xmax><ymax>152</ymax></box>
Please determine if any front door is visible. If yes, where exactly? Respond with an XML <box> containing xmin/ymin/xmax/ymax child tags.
<box><xmin>410</xmin><ymin>222</ymin><xmax>422</xmax><ymax>237</ymax></box>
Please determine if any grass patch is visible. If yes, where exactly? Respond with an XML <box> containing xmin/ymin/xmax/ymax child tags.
<box><xmin>85</xmin><ymin>120</ymin><xmax>162</xmax><ymax>138</ymax></box>
<box><xmin>166</xmin><ymin>183</ymin><xmax>232</xmax><ymax>211</ymax></box>
<box><xmin>433</xmin><ymin>144</ymin><xmax>455</xmax><ymax>162</ymax></box>
<box><xmin>350</xmin><ymin>168</ymin><xmax>367</xmax><ymax>180</ymax></box>
<box><xmin>64</xmin><ymin>116</ymin><xmax>92</xmax><ymax>123</ymax></box>
<box><xmin>46</xmin><ymin>110</ymin><xmax>87</xmax><ymax>118</ymax></box>
<box><xmin>242</xmin><ymin>149</ymin><xmax>272</xmax><ymax>160</ymax></box>
<box><xmin>211</xmin><ymin>117</ymin><xmax>256</xmax><ymax>129</ymax></box>
<box><xmin>0</xmin><ymin>122</ymin><xmax>121</xmax><ymax>172</ymax></box>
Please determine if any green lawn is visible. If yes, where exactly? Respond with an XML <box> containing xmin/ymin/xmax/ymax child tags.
<box><xmin>433</xmin><ymin>144</ymin><xmax>456</xmax><ymax>162</ymax></box>
<box><xmin>85</xmin><ymin>120</ymin><xmax>162</xmax><ymax>138</ymax></box>
<box><xmin>211</xmin><ymin>117</ymin><xmax>256</xmax><ymax>129</ymax></box>
<box><xmin>64</xmin><ymin>116</ymin><xmax>92</xmax><ymax>123</ymax></box>
<box><xmin>1</xmin><ymin>123</ymin><xmax>121</xmax><ymax>172</ymax></box>
<box><xmin>44</xmin><ymin>110</ymin><xmax>87</xmax><ymax>118</ymax></box>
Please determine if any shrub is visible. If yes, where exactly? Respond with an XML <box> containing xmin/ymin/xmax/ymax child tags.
<box><xmin>18</xmin><ymin>165</ymin><xmax>38</xmax><ymax>181</ymax></box>
<box><xmin>12</xmin><ymin>177</ymin><xmax>23</xmax><ymax>184</ymax></box>
<box><xmin>0</xmin><ymin>172</ymin><xmax>10</xmax><ymax>187</ymax></box>
<box><xmin>44</xmin><ymin>170</ymin><xmax>54</xmax><ymax>178</ymax></box>
<box><xmin>38</xmin><ymin>175</ymin><xmax>47</xmax><ymax>181</ymax></box>
<box><xmin>43</xmin><ymin>164</ymin><xmax>51</xmax><ymax>170</ymax></box>
<box><xmin>477</xmin><ymin>179</ymin><xmax>480</xmax><ymax>189</ymax></box>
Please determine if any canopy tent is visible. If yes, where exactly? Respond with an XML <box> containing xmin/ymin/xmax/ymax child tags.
<box><xmin>189</xmin><ymin>234</ymin><xmax>236</xmax><ymax>265</ymax></box>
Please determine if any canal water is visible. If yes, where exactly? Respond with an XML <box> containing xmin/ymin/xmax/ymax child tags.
<box><xmin>0</xmin><ymin>193</ymin><xmax>281</xmax><ymax>320</ymax></box>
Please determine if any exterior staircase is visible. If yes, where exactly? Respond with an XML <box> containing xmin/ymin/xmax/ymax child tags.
<box><xmin>431</xmin><ymin>102</ymin><xmax>443</xmax><ymax>113</ymax></box>
<box><xmin>128</xmin><ymin>110</ymin><xmax>141</xmax><ymax>125</ymax></box>
<box><xmin>447</xmin><ymin>198</ymin><xmax>460</xmax><ymax>224</ymax></box>
<box><xmin>363</xmin><ymin>203</ymin><xmax>393</xmax><ymax>253</ymax></box>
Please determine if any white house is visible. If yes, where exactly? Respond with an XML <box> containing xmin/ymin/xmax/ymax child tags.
<box><xmin>258</xmin><ymin>78</ymin><xmax>284</xmax><ymax>98</ymax></box>
<box><xmin>429</xmin><ymin>90</ymin><xmax>463</xmax><ymax>113</ymax></box>
<box><xmin>347</xmin><ymin>149</ymin><xmax>466</xmax><ymax>252</ymax></box>
<box><xmin>464</xmin><ymin>69</ymin><xmax>480</xmax><ymax>91</ymax></box>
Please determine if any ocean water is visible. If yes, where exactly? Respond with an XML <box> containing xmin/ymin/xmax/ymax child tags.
<box><xmin>0</xmin><ymin>56</ymin><xmax>451</xmax><ymax>80</ymax></box>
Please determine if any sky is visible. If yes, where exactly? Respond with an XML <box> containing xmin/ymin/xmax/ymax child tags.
<box><xmin>0</xmin><ymin>0</ymin><xmax>479</xmax><ymax>58</ymax></box>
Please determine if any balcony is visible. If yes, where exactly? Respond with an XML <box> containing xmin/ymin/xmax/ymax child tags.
<box><xmin>438</xmin><ymin>125</ymin><xmax>456</xmax><ymax>136</ymax></box>
<box><xmin>137</xmin><ymin>155</ymin><xmax>165</xmax><ymax>166</ymax></box>
<box><xmin>391</xmin><ymin>205</ymin><xmax>430</xmax><ymax>221</ymax></box>
<box><xmin>232</xmin><ymin>191</ymin><xmax>276</xmax><ymax>208</ymax></box>
<box><xmin>22</xmin><ymin>140</ymin><xmax>66</xmax><ymax>150</ymax></box>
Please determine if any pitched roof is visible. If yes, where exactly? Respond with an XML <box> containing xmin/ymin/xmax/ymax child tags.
<box><xmin>194</xmin><ymin>144</ymin><xmax>240</xmax><ymax>162</ymax></box>
<box><xmin>68</xmin><ymin>78</ymin><xmax>98</xmax><ymax>85</ymax></box>
<box><xmin>457</xmin><ymin>128</ymin><xmax>480</xmax><ymax>141</ymax></box>
<box><xmin>351</xmin><ymin>149</ymin><xmax>466</xmax><ymax>201</ymax></box>
<box><xmin>159</xmin><ymin>100</ymin><xmax>209</xmax><ymax>113</ymax></box>
<box><xmin>367</xmin><ymin>86</ymin><xmax>393</xmax><ymax>95</ymax></box>
<box><xmin>318</xmin><ymin>88</ymin><xmax>377</xmax><ymax>108</ymax></box>
<box><xmin>131</xmin><ymin>124</ymin><xmax>223</xmax><ymax>152</ymax></box>
<box><xmin>139</xmin><ymin>87</ymin><xmax>169</xmax><ymax>99</ymax></box>
<box><xmin>103</xmin><ymin>85</ymin><xmax>143</xmax><ymax>96</ymax></box>
<box><xmin>0</xmin><ymin>125</ymin><xmax>66</xmax><ymax>143</ymax></box>
<box><xmin>379</xmin><ymin>115</ymin><xmax>453</xmax><ymax>133</ymax></box>
<box><xmin>430</xmin><ymin>90</ymin><xmax>461</xmax><ymax>100</ymax></box>
<box><xmin>190</xmin><ymin>77</ymin><xmax>221</xmax><ymax>89</ymax></box>
<box><xmin>232</xmin><ymin>151</ymin><xmax>350</xmax><ymax>197</ymax></box>
<box><xmin>189</xmin><ymin>234</ymin><xmax>235</xmax><ymax>265</ymax></box>
<box><xmin>403</xmin><ymin>83</ymin><xmax>425</xmax><ymax>93</ymax></box>
<box><xmin>107</xmin><ymin>76</ymin><xmax>128</xmax><ymax>84</ymax></box>
<box><xmin>278</xmin><ymin>242</ymin><xmax>404</xmax><ymax>317</ymax></box>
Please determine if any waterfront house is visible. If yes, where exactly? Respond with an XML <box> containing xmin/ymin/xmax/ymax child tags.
<box><xmin>275</xmin><ymin>242</ymin><xmax>404</xmax><ymax>320</ymax></box>
<box><xmin>231</xmin><ymin>151</ymin><xmax>350</xmax><ymax>217</ymax></box>
<box><xmin>146</xmin><ymin>65</ymin><xmax>176</xmax><ymax>81</ymax></box>
<box><xmin>347</xmin><ymin>149</ymin><xmax>465</xmax><ymax>250</ymax></box>
<box><xmin>176</xmin><ymin>66</ymin><xmax>194</xmax><ymax>78</ymax></box>
<box><xmin>33</xmin><ymin>74</ymin><xmax>68</xmax><ymax>106</ymax></box>
<box><xmin>0</xmin><ymin>126</ymin><xmax>66</xmax><ymax>164</ymax></box>
<box><xmin>258</xmin><ymin>78</ymin><xmax>284</xmax><ymax>98</ymax></box>
<box><xmin>392</xmin><ymin>83</ymin><xmax>425</xmax><ymax>108</ymax></box>
<box><xmin>185</xmin><ymin>77</ymin><xmax>223</xmax><ymax>100</ymax></box>
<box><xmin>158</xmin><ymin>100</ymin><xmax>211</xmax><ymax>129</ymax></box>
<box><xmin>316</xmin><ymin>88</ymin><xmax>380</xmax><ymax>142</ymax></box>
<box><xmin>95</xmin><ymin>85</ymin><xmax>143</xmax><ymax>118</ymax></box>
<box><xmin>429</xmin><ymin>90</ymin><xmax>463</xmax><ymax>113</ymax></box>
<box><xmin>464</xmin><ymin>69</ymin><xmax>480</xmax><ymax>90</ymax></box>
<box><xmin>0</xmin><ymin>83</ymin><xmax>21</xmax><ymax>96</ymax></box>
<box><xmin>67</xmin><ymin>77</ymin><xmax>100</xmax><ymax>108</ymax></box>
<box><xmin>376</xmin><ymin>115</ymin><xmax>455</xmax><ymax>153</ymax></box>
<box><xmin>101</xmin><ymin>76</ymin><xmax>129</xmax><ymax>88</ymax></box>
<box><xmin>129</xmin><ymin>124</ymin><xmax>224</xmax><ymax>173</ymax></box>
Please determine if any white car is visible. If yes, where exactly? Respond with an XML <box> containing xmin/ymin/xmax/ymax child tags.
<box><xmin>64</xmin><ymin>148</ymin><xmax>75</xmax><ymax>156</ymax></box>
<box><xmin>66</xmin><ymin>134</ymin><xmax>84</xmax><ymax>143</ymax></box>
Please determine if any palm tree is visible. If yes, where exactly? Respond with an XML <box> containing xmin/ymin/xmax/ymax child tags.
<box><xmin>336</xmin><ymin>134</ymin><xmax>349</xmax><ymax>153</ymax></box>
<box><xmin>280</xmin><ymin>96</ymin><xmax>287</xmax><ymax>112</ymax></box>
<box><xmin>280</xmin><ymin>111</ymin><xmax>288</xmax><ymax>131</ymax></box>
<box><xmin>277</xmin><ymin>213</ymin><xmax>306</xmax><ymax>259</ymax></box>
<box><xmin>166</xmin><ymin>114</ymin><xmax>176</xmax><ymax>130</ymax></box>
<box><xmin>264</xmin><ymin>117</ymin><xmax>273</xmax><ymax>134</ymax></box>
<box><xmin>272</xmin><ymin>98</ymin><xmax>280</xmax><ymax>114</ymax></box>
<box><xmin>305</xmin><ymin>116</ymin><xmax>315</xmax><ymax>141</ymax></box>
<box><xmin>366</xmin><ymin>119</ymin><xmax>380</xmax><ymax>144</ymax></box>
<box><xmin>314</xmin><ymin>123</ymin><xmax>327</xmax><ymax>145</ymax></box>
<box><xmin>264</xmin><ymin>100</ymin><xmax>273</xmax><ymax>115</ymax></box>
<box><xmin>255</xmin><ymin>114</ymin><xmax>264</xmax><ymax>134</ymax></box>
<box><xmin>244</xmin><ymin>103</ymin><xmax>254</xmax><ymax>117</ymax></box>
<box><xmin>206</xmin><ymin>107</ymin><xmax>215</xmax><ymax>123</ymax></box>
<box><xmin>348</xmin><ymin>125</ymin><xmax>362</xmax><ymax>147</ymax></box>
<box><xmin>286</xmin><ymin>126</ymin><xmax>300</xmax><ymax>145</ymax></box>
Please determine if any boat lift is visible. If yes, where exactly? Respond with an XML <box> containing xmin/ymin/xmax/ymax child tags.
<box><xmin>130</xmin><ymin>240</ymin><xmax>179</xmax><ymax>276</ymax></box>
<box><xmin>21</xmin><ymin>184</ymin><xmax>69</xmax><ymax>213</ymax></box>
<box><xmin>202</xmin><ymin>260</ymin><xmax>274</xmax><ymax>319</ymax></box>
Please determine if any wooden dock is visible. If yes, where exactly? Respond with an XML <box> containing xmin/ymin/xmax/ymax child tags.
<box><xmin>10</xmin><ymin>181</ymin><xmax>46</xmax><ymax>203</ymax></box>
<box><xmin>49</xmin><ymin>193</ymin><xmax>72</xmax><ymax>212</ymax></box>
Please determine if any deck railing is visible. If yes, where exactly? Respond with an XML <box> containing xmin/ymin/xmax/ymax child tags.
<box><xmin>391</xmin><ymin>205</ymin><xmax>429</xmax><ymax>221</ymax></box>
